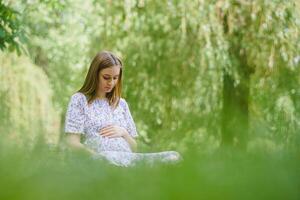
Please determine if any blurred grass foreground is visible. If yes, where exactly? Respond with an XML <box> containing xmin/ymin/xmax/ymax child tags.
<box><xmin>0</xmin><ymin>139</ymin><xmax>299</xmax><ymax>200</ymax></box>
<box><xmin>0</xmin><ymin>0</ymin><xmax>300</xmax><ymax>200</ymax></box>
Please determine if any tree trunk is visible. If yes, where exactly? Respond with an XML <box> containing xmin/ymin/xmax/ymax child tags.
<box><xmin>221</xmin><ymin>60</ymin><xmax>250</xmax><ymax>149</ymax></box>
<box><xmin>220</xmin><ymin>12</ymin><xmax>251</xmax><ymax>149</ymax></box>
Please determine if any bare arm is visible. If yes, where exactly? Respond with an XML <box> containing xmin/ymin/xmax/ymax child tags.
<box><xmin>65</xmin><ymin>133</ymin><xmax>95</xmax><ymax>155</ymax></box>
<box><xmin>122</xmin><ymin>131</ymin><xmax>138</xmax><ymax>152</ymax></box>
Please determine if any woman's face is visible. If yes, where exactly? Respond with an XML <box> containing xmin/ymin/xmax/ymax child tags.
<box><xmin>98</xmin><ymin>65</ymin><xmax>120</xmax><ymax>94</ymax></box>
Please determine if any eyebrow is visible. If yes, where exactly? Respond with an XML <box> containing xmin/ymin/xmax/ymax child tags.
<box><xmin>102</xmin><ymin>74</ymin><xmax>119</xmax><ymax>77</ymax></box>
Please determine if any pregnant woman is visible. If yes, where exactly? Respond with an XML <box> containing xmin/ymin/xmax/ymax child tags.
<box><xmin>64</xmin><ymin>51</ymin><xmax>182</xmax><ymax>167</ymax></box>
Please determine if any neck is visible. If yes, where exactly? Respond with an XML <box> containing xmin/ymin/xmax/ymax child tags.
<box><xmin>96</xmin><ymin>90</ymin><xmax>106</xmax><ymax>99</ymax></box>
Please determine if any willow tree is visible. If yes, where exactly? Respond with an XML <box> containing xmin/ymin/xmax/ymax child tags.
<box><xmin>0</xmin><ymin>52</ymin><xmax>60</xmax><ymax>146</ymax></box>
<box><xmin>217</xmin><ymin>0</ymin><xmax>300</xmax><ymax>148</ymax></box>
<box><xmin>10</xmin><ymin>0</ymin><xmax>101</xmax><ymax>113</ymax></box>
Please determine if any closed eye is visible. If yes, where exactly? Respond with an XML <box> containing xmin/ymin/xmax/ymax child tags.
<box><xmin>103</xmin><ymin>76</ymin><xmax>119</xmax><ymax>80</ymax></box>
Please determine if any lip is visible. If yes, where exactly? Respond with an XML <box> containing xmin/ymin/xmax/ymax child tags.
<box><xmin>105</xmin><ymin>87</ymin><xmax>112</xmax><ymax>90</ymax></box>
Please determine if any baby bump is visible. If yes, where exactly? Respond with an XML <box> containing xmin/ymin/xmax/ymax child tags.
<box><xmin>84</xmin><ymin>136</ymin><xmax>132</xmax><ymax>153</ymax></box>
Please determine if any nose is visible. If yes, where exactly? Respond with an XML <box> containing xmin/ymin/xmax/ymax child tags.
<box><xmin>107</xmin><ymin>79</ymin><xmax>113</xmax><ymax>86</ymax></box>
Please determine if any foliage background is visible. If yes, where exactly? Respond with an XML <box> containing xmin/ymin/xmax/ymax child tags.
<box><xmin>0</xmin><ymin>0</ymin><xmax>299</xmax><ymax>199</ymax></box>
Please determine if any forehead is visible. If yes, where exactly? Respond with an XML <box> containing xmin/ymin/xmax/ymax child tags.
<box><xmin>100</xmin><ymin>66</ymin><xmax>120</xmax><ymax>76</ymax></box>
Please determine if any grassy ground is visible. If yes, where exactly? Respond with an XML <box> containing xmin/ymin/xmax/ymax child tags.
<box><xmin>0</xmin><ymin>140</ymin><xmax>299</xmax><ymax>200</ymax></box>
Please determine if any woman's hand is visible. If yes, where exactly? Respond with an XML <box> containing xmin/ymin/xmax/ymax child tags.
<box><xmin>99</xmin><ymin>125</ymin><xmax>128</xmax><ymax>138</ymax></box>
<box><xmin>99</xmin><ymin>125</ymin><xmax>137</xmax><ymax>151</ymax></box>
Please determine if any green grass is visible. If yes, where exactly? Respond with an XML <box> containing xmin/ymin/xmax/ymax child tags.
<box><xmin>0</xmin><ymin>140</ymin><xmax>299</xmax><ymax>200</ymax></box>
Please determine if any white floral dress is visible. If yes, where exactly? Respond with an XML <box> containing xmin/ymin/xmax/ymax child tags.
<box><xmin>64</xmin><ymin>92</ymin><xmax>182</xmax><ymax>167</ymax></box>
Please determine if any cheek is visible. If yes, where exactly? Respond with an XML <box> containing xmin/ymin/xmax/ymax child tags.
<box><xmin>99</xmin><ymin>79</ymin><xmax>106</xmax><ymax>87</ymax></box>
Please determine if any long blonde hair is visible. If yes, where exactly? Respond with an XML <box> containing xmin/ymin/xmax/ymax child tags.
<box><xmin>78</xmin><ymin>51</ymin><xmax>123</xmax><ymax>108</ymax></box>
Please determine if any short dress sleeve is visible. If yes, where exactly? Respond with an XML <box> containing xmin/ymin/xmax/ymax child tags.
<box><xmin>120</xmin><ymin>99</ymin><xmax>138</xmax><ymax>138</ymax></box>
<box><xmin>64</xmin><ymin>92</ymin><xmax>87</xmax><ymax>134</ymax></box>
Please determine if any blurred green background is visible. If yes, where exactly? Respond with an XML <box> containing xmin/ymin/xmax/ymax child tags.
<box><xmin>0</xmin><ymin>0</ymin><xmax>299</xmax><ymax>199</ymax></box>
